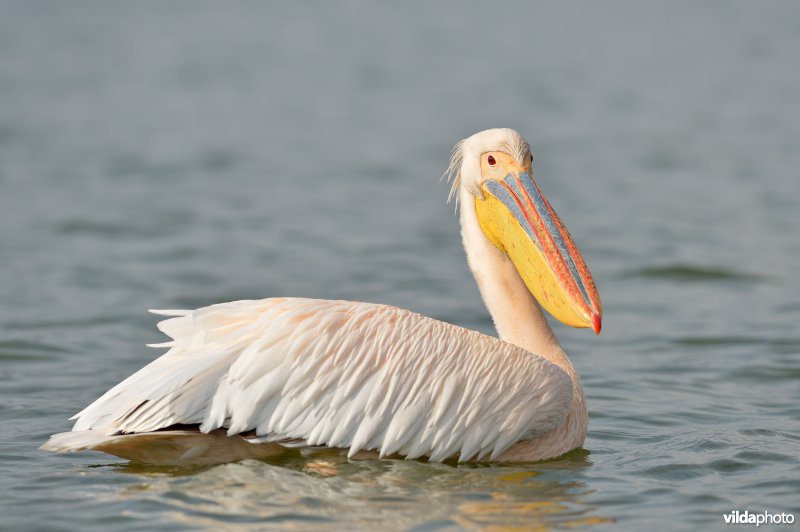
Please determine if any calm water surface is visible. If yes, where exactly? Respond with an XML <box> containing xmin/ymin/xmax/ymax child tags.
<box><xmin>1</xmin><ymin>2</ymin><xmax>799</xmax><ymax>530</ymax></box>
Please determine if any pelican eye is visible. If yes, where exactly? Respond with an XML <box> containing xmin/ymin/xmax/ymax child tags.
<box><xmin>487</xmin><ymin>155</ymin><xmax>496</xmax><ymax>166</ymax></box>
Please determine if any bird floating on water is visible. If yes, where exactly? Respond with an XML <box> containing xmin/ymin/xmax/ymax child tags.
<box><xmin>42</xmin><ymin>128</ymin><xmax>602</xmax><ymax>465</ymax></box>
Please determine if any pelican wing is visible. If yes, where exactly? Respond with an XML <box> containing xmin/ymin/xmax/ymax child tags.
<box><xmin>68</xmin><ymin>298</ymin><xmax>573</xmax><ymax>462</ymax></box>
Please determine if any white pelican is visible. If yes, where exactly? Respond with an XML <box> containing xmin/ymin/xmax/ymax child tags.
<box><xmin>42</xmin><ymin>128</ymin><xmax>602</xmax><ymax>465</ymax></box>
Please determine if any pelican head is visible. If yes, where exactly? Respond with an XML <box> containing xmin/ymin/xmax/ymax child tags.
<box><xmin>448</xmin><ymin>128</ymin><xmax>602</xmax><ymax>333</ymax></box>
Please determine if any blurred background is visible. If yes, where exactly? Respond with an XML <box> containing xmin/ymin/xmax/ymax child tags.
<box><xmin>1</xmin><ymin>1</ymin><xmax>798</xmax><ymax>530</ymax></box>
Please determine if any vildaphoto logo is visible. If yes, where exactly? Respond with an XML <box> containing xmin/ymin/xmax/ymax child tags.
<box><xmin>723</xmin><ymin>510</ymin><xmax>795</xmax><ymax>526</ymax></box>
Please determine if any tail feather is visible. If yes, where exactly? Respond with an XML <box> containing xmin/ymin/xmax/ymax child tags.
<box><xmin>148</xmin><ymin>309</ymin><xmax>191</xmax><ymax>317</ymax></box>
<box><xmin>41</xmin><ymin>430</ymin><xmax>111</xmax><ymax>452</ymax></box>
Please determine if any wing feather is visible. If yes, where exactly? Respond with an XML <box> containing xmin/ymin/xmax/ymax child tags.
<box><xmin>68</xmin><ymin>298</ymin><xmax>573</xmax><ymax>462</ymax></box>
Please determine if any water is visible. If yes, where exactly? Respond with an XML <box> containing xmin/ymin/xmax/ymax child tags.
<box><xmin>1</xmin><ymin>1</ymin><xmax>799</xmax><ymax>530</ymax></box>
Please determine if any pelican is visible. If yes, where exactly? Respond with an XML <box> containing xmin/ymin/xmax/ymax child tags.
<box><xmin>42</xmin><ymin>128</ymin><xmax>602</xmax><ymax>465</ymax></box>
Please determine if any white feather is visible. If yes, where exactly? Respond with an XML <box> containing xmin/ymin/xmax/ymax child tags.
<box><xmin>53</xmin><ymin>298</ymin><xmax>573</xmax><ymax>463</ymax></box>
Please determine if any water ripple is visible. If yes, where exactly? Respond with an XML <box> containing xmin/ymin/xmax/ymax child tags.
<box><xmin>624</xmin><ymin>264</ymin><xmax>763</xmax><ymax>282</ymax></box>
<box><xmin>0</xmin><ymin>339</ymin><xmax>72</xmax><ymax>360</ymax></box>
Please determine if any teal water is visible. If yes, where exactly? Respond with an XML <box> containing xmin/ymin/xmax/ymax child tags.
<box><xmin>1</xmin><ymin>2</ymin><xmax>799</xmax><ymax>530</ymax></box>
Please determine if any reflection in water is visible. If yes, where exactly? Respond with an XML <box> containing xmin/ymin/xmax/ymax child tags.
<box><xmin>100</xmin><ymin>450</ymin><xmax>612</xmax><ymax>529</ymax></box>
